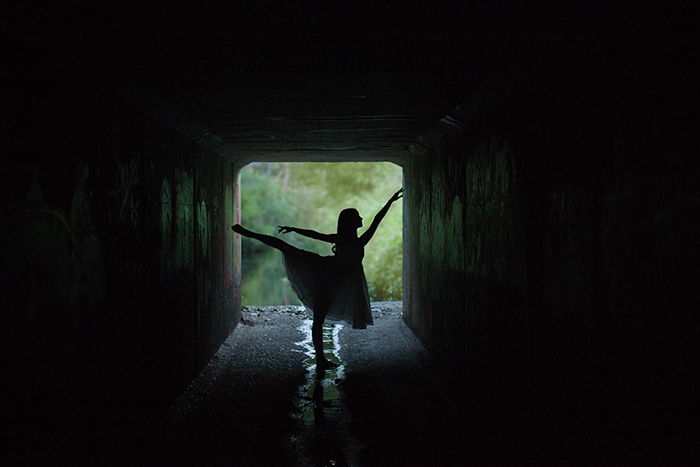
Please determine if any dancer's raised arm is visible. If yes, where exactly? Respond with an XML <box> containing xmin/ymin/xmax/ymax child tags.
<box><xmin>359</xmin><ymin>188</ymin><xmax>403</xmax><ymax>246</ymax></box>
<box><xmin>278</xmin><ymin>225</ymin><xmax>337</xmax><ymax>243</ymax></box>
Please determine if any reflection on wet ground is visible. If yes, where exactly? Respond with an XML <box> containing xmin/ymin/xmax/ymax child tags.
<box><xmin>291</xmin><ymin>319</ymin><xmax>359</xmax><ymax>466</ymax></box>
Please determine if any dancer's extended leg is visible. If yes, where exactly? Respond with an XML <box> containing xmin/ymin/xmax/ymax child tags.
<box><xmin>232</xmin><ymin>224</ymin><xmax>297</xmax><ymax>255</ymax></box>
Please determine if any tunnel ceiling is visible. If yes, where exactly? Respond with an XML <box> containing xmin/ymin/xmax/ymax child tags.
<box><xmin>7</xmin><ymin>2</ymin><xmax>683</xmax><ymax>162</ymax></box>
<box><xmin>126</xmin><ymin>22</ymin><xmax>483</xmax><ymax>160</ymax></box>
<box><xmin>155</xmin><ymin>71</ymin><xmax>474</xmax><ymax>159</ymax></box>
<box><xmin>95</xmin><ymin>9</ymin><xmax>496</xmax><ymax>160</ymax></box>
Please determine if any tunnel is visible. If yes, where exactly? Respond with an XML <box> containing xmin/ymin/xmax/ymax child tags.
<box><xmin>2</xmin><ymin>3</ymin><xmax>697</xmax><ymax>464</ymax></box>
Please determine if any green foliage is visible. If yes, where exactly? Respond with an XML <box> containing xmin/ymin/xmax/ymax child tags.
<box><xmin>240</xmin><ymin>162</ymin><xmax>402</xmax><ymax>305</ymax></box>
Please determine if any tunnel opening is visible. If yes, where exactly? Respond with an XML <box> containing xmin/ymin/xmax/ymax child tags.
<box><xmin>228</xmin><ymin>160</ymin><xmax>411</xmax><ymax>465</ymax></box>
<box><xmin>235</xmin><ymin>161</ymin><xmax>404</xmax><ymax>311</ymax></box>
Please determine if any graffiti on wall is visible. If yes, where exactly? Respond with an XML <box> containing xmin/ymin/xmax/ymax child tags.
<box><xmin>1</xmin><ymin>163</ymin><xmax>105</xmax><ymax>334</ymax></box>
<box><xmin>111</xmin><ymin>157</ymin><xmax>141</xmax><ymax>239</ymax></box>
<box><xmin>464</xmin><ymin>140</ymin><xmax>524</xmax><ymax>286</ymax></box>
<box><xmin>174</xmin><ymin>169</ymin><xmax>194</xmax><ymax>271</ymax></box>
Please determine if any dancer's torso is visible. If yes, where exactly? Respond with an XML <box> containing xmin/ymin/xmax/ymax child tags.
<box><xmin>333</xmin><ymin>239</ymin><xmax>364</xmax><ymax>266</ymax></box>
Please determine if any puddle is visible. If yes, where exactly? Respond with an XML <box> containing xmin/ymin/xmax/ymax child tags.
<box><xmin>290</xmin><ymin>319</ymin><xmax>362</xmax><ymax>466</ymax></box>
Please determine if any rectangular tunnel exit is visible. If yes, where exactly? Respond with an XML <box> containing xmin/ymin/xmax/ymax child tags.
<box><xmin>234</xmin><ymin>161</ymin><xmax>404</xmax><ymax>308</ymax></box>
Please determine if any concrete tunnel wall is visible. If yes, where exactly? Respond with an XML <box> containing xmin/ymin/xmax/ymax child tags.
<box><xmin>403</xmin><ymin>65</ymin><xmax>698</xmax><ymax>421</ymax></box>
<box><xmin>3</xmin><ymin>87</ymin><xmax>241</xmax><ymax>432</ymax></box>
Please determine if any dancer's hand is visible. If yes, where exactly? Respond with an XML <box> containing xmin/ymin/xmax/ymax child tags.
<box><xmin>389</xmin><ymin>188</ymin><xmax>403</xmax><ymax>203</ymax></box>
<box><xmin>278</xmin><ymin>225</ymin><xmax>293</xmax><ymax>234</ymax></box>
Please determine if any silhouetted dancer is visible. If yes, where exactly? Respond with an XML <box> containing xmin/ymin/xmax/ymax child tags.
<box><xmin>232</xmin><ymin>188</ymin><xmax>403</xmax><ymax>369</ymax></box>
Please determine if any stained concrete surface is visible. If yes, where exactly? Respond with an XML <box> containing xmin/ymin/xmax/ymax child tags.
<box><xmin>154</xmin><ymin>308</ymin><xmax>307</xmax><ymax>466</ymax></box>
<box><xmin>152</xmin><ymin>302</ymin><xmax>469</xmax><ymax>466</ymax></box>
<box><xmin>338</xmin><ymin>303</ymin><xmax>467</xmax><ymax>465</ymax></box>
<box><xmin>149</xmin><ymin>302</ymin><xmax>696</xmax><ymax>466</ymax></box>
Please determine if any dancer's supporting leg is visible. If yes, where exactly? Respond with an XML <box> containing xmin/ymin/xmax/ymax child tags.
<box><xmin>232</xmin><ymin>224</ymin><xmax>297</xmax><ymax>255</ymax></box>
<box><xmin>312</xmin><ymin>307</ymin><xmax>339</xmax><ymax>370</ymax></box>
<box><xmin>312</xmin><ymin>308</ymin><xmax>327</xmax><ymax>367</ymax></box>
<box><xmin>311</xmin><ymin>307</ymin><xmax>336</xmax><ymax>370</ymax></box>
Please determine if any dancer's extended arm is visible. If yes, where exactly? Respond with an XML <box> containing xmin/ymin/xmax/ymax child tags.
<box><xmin>359</xmin><ymin>188</ymin><xmax>403</xmax><ymax>246</ymax></box>
<box><xmin>278</xmin><ymin>226</ymin><xmax>337</xmax><ymax>243</ymax></box>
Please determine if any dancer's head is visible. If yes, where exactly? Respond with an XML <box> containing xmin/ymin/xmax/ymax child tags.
<box><xmin>337</xmin><ymin>208</ymin><xmax>362</xmax><ymax>236</ymax></box>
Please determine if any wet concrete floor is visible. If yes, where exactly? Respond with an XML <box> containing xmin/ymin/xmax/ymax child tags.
<box><xmin>154</xmin><ymin>302</ymin><xmax>468</xmax><ymax>466</ymax></box>
<box><xmin>152</xmin><ymin>302</ymin><xmax>700</xmax><ymax>466</ymax></box>
<box><xmin>7</xmin><ymin>303</ymin><xmax>697</xmax><ymax>464</ymax></box>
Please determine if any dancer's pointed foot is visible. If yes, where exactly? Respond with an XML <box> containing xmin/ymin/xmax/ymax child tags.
<box><xmin>317</xmin><ymin>358</ymin><xmax>339</xmax><ymax>370</ymax></box>
<box><xmin>232</xmin><ymin>224</ymin><xmax>247</xmax><ymax>235</ymax></box>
